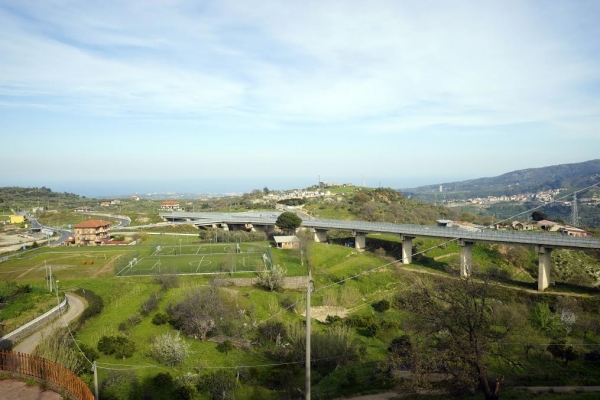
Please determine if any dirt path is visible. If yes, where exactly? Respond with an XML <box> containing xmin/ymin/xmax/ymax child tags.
<box><xmin>13</xmin><ymin>293</ymin><xmax>86</xmax><ymax>354</ymax></box>
<box><xmin>92</xmin><ymin>253</ymin><xmax>124</xmax><ymax>277</ymax></box>
<box><xmin>336</xmin><ymin>386</ymin><xmax>600</xmax><ymax>399</ymax></box>
<box><xmin>433</xmin><ymin>252</ymin><xmax>457</xmax><ymax>261</ymax></box>
<box><xmin>335</xmin><ymin>392</ymin><xmax>398</xmax><ymax>400</ymax></box>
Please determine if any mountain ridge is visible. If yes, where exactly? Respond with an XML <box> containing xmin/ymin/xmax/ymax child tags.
<box><xmin>404</xmin><ymin>159</ymin><xmax>600</xmax><ymax>200</ymax></box>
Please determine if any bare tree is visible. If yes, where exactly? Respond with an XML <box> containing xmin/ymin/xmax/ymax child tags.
<box><xmin>396</xmin><ymin>275</ymin><xmax>525</xmax><ymax>400</ymax></box>
<box><xmin>167</xmin><ymin>287</ymin><xmax>241</xmax><ymax>340</ymax></box>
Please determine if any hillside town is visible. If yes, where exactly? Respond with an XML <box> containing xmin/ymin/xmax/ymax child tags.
<box><xmin>441</xmin><ymin>188</ymin><xmax>600</xmax><ymax>207</ymax></box>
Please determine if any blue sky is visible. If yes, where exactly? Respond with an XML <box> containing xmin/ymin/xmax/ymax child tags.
<box><xmin>1</xmin><ymin>1</ymin><xmax>599</xmax><ymax>196</ymax></box>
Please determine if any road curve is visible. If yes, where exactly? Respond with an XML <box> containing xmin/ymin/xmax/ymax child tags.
<box><xmin>13</xmin><ymin>293</ymin><xmax>85</xmax><ymax>354</ymax></box>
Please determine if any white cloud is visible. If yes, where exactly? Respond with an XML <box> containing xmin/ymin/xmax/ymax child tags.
<box><xmin>2</xmin><ymin>0</ymin><xmax>599</xmax><ymax>128</ymax></box>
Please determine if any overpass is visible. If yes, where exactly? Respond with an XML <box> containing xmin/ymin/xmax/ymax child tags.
<box><xmin>157</xmin><ymin>211</ymin><xmax>600</xmax><ymax>291</ymax></box>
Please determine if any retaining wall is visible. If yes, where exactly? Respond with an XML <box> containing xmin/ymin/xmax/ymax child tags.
<box><xmin>0</xmin><ymin>296</ymin><xmax>68</xmax><ymax>349</ymax></box>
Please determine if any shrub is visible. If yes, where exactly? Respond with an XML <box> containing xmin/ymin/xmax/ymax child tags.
<box><xmin>547</xmin><ymin>340</ymin><xmax>578</xmax><ymax>366</ymax></box>
<box><xmin>379</xmin><ymin>319</ymin><xmax>399</xmax><ymax>331</ymax></box>
<box><xmin>585</xmin><ymin>350</ymin><xmax>600</xmax><ymax>362</ymax></box>
<box><xmin>0</xmin><ymin>339</ymin><xmax>13</xmax><ymax>351</ymax></box>
<box><xmin>148</xmin><ymin>332</ymin><xmax>190</xmax><ymax>367</ymax></box>
<box><xmin>197</xmin><ymin>370</ymin><xmax>238</xmax><ymax>400</ymax></box>
<box><xmin>154</xmin><ymin>273</ymin><xmax>179</xmax><ymax>291</ymax></box>
<box><xmin>372</xmin><ymin>299</ymin><xmax>390</xmax><ymax>313</ymax></box>
<box><xmin>365</xmin><ymin>323</ymin><xmax>378</xmax><ymax>337</ymax></box>
<box><xmin>280</xmin><ymin>296</ymin><xmax>297</xmax><ymax>312</ymax></box>
<box><xmin>152</xmin><ymin>372</ymin><xmax>173</xmax><ymax>387</ymax></box>
<box><xmin>258</xmin><ymin>322</ymin><xmax>287</xmax><ymax>343</ymax></box>
<box><xmin>257</xmin><ymin>264</ymin><xmax>286</xmax><ymax>291</ymax></box>
<box><xmin>152</xmin><ymin>312</ymin><xmax>169</xmax><ymax>325</ymax></box>
<box><xmin>100</xmin><ymin>370</ymin><xmax>139</xmax><ymax>400</ymax></box>
<box><xmin>487</xmin><ymin>265</ymin><xmax>512</xmax><ymax>281</ymax></box>
<box><xmin>345</xmin><ymin>315</ymin><xmax>376</xmax><ymax>328</ymax></box>
<box><xmin>16</xmin><ymin>284</ymin><xmax>32</xmax><ymax>294</ymax></box>
<box><xmin>326</xmin><ymin>315</ymin><xmax>342</xmax><ymax>325</ymax></box>
<box><xmin>127</xmin><ymin>313</ymin><xmax>142</xmax><ymax>328</ymax></box>
<box><xmin>216</xmin><ymin>340</ymin><xmax>235</xmax><ymax>355</ymax></box>
<box><xmin>79</xmin><ymin>343</ymin><xmax>99</xmax><ymax>362</ymax></box>
<box><xmin>141</xmin><ymin>292</ymin><xmax>161</xmax><ymax>316</ymax></box>
<box><xmin>75</xmin><ymin>289</ymin><xmax>104</xmax><ymax>326</ymax></box>
<box><xmin>288</xmin><ymin>324</ymin><xmax>360</xmax><ymax>369</ymax></box>
<box><xmin>97</xmin><ymin>336</ymin><xmax>135</xmax><ymax>359</ymax></box>
<box><xmin>175</xmin><ymin>373</ymin><xmax>199</xmax><ymax>400</ymax></box>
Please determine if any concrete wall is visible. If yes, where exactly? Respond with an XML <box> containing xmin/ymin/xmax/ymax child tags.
<box><xmin>0</xmin><ymin>297</ymin><xmax>68</xmax><ymax>349</ymax></box>
<box><xmin>215</xmin><ymin>276</ymin><xmax>309</xmax><ymax>290</ymax></box>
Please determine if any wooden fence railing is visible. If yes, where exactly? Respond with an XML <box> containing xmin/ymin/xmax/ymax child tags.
<box><xmin>0</xmin><ymin>351</ymin><xmax>94</xmax><ymax>400</ymax></box>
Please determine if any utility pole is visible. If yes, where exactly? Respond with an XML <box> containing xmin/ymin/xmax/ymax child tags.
<box><xmin>92</xmin><ymin>361</ymin><xmax>99</xmax><ymax>400</ymax></box>
<box><xmin>305</xmin><ymin>269</ymin><xmax>313</xmax><ymax>400</ymax></box>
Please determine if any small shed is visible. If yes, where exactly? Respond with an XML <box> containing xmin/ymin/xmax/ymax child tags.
<box><xmin>437</xmin><ymin>219</ymin><xmax>454</xmax><ymax>227</ymax></box>
<box><xmin>273</xmin><ymin>235</ymin><xmax>300</xmax><ymax>249</ymax></box>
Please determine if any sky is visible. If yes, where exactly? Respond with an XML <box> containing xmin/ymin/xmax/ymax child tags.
<box><xmin>1</xmin><ymin>1</ymin><xmax>599</xmax><ymax>197</ymax></box>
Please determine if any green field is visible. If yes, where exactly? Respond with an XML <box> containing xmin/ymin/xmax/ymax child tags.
<box><xmin>115</xmin><ymin>243</ymin><xmax>272</xmax><ymax>276</ymax></box>
<box><xmin>0</xmin><ymin>240</ymin><xmax>307</xmax><ymax>281</ymax></box>
<box><xmin>0</xmin><ymin>248</ymin><xmax>128</xmax><ymax>281</ymax></box>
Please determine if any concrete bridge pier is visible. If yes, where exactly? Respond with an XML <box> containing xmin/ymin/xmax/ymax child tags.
<box><xmin>354</xmin><ymin>231</ymin><xmax>367</xmax><ymax>250</ymax></box>
<box><xmin>458</xmin><ymin>239</ymin><xmax>474</xmax><ymax>277</ymax></box>
<box><xmin>313</xmin><ymin>229</ymin><xmax>327</xmax><ymax>243</ymax></box>
<box><xmin>536</xmin><ymin>245</ymin><xmax>553</xmax><ymax>291</ymax></box>
<box><xmin>401</xmin><ymin>235</ymin><xmax>415</xmax><ymax>264</ymax></box>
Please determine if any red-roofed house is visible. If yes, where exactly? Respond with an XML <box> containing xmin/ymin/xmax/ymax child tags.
<box><xmin>160</xmin><ymin>201</ymin><xmax>181</xmax><ymax>211</ymax></box>
<box><xmin>73</xmin><ymin>219</ymin><xmax>111</xmax><ymax>246</ymax></box>
<box><xmin>560</xmin><ymin>226</ymin><xmax>588</xmax><ymax>237</ymax></box>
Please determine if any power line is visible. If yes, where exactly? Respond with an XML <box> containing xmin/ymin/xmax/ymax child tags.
<box><xmin>58</xmin><ymin>181</ymin><xmax>600</xmax><ymax>375</ymax></box>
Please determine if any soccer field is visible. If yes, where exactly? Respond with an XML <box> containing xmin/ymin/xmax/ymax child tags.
<box><xmin>115</xmin><ymin>244</ymin><xmax>272</xmax><ymax>276</ymax></box>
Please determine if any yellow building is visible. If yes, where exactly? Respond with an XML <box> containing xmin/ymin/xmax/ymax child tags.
<box><xmin>9</xmin><ymin>215</ymin><xmax>25</xmax><ymax>224</ymax></box>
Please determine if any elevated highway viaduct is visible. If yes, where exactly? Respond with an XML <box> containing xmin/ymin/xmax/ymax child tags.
<box><xmin>156</xmin><ymin>211</ymin><xmax>600</xmax><ymax>291</ymax></box>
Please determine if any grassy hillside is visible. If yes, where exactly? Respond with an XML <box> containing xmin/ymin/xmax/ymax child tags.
<box><xmin>304</xmin><ymin>187</ymin><xmax>457</xmax><ymax>224</ymax></box>
<box><xmin>3</xmin><ymin>185</ymin><xmax>600</xmax><ymax>399</ymax></box>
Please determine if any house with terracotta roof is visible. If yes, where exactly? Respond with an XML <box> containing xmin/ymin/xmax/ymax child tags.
<box><xmin>560</xmin><ymin>226</ymin><xmax>588</xmax><ymax>237</ymax></box>
<box><xmin>73</xmin><ymin>219</ymin><xmax>111</xmax><ymax>246</ymax></box>
<box><xmin>160</xmin><ymin>201</ymin><xmax>181</xmax><ymax>211</ymax></box>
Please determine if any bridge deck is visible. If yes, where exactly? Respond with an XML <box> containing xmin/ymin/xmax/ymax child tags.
<box><xmin>158</xmin><ymin>211</ymin><xmax>600</xmax><ymax>251</ymax></box>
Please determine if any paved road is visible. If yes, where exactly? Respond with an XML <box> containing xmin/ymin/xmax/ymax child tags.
<box><xmin>13</xmin><ymin>294</ymin><xmax>85</xmax><ymax>354</ymax></box>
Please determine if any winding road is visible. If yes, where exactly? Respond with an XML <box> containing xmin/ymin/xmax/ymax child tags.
<box><xmin>13</xmin><ymin>293</ymin><xmax>86</xmax><ymax>354</ymax></box>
